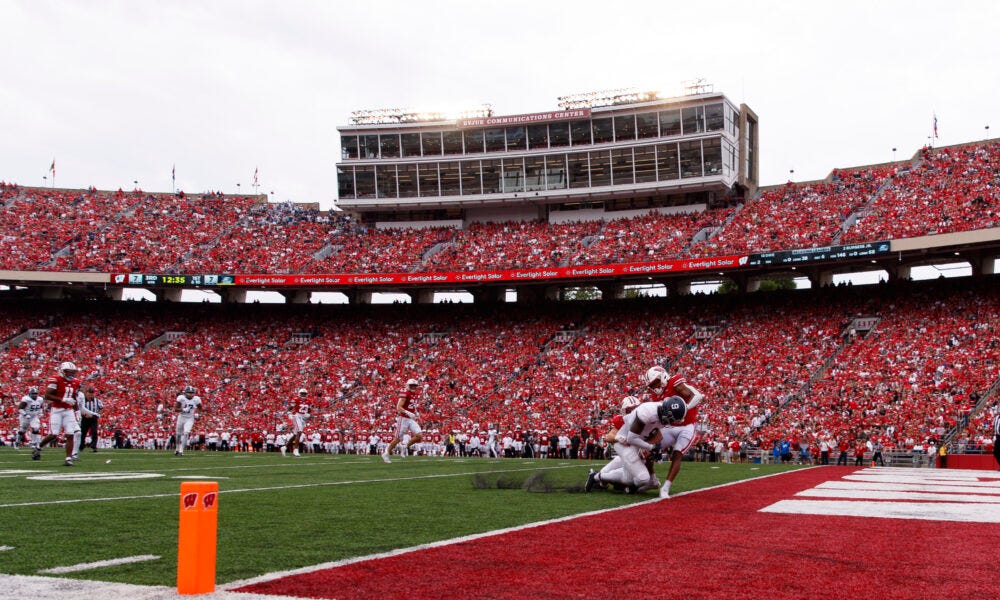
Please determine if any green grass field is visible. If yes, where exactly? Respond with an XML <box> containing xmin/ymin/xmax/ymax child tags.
<box><xmin>0</xmin><ymin>448</ymin><xmax>801</xmax><ymax>587</ymax></box>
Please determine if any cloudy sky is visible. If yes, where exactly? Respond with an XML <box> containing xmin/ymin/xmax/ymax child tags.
<box><xmin>1</xmin><ymin>0</ymin><xmax>997</xmax><ymax>209</ymax></box>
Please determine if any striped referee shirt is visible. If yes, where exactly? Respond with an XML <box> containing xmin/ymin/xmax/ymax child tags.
<box><xmin>994</xmin><ymin>414</ymin><xmax>1000</xmax><ymax>437</ymax></box>
<box><xmin>80</xmin><ymin>395</ymin><xmax>104</xmax><ymax>418</ymax></box>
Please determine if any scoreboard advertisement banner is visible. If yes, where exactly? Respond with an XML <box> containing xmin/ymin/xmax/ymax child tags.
<box><xmin>110</xmin><ymin>255</ymin><xmax>748</xmax><ymax>288</ymax></box>
<box><xmin>747</xmin><ymin>241</ymin><xmax>890</xmax><ymax>266</ymax></box>
<box><xmin>106</xmin><ymin>243</ymin><xmax>890</xmax><ymax>289</ymax></box>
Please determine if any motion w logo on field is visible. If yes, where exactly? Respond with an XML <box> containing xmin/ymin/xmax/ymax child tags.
<box><xmin>762</xmin><ymin>467</ymin><xmax>1000</xmax><ymax>523</ymax></box>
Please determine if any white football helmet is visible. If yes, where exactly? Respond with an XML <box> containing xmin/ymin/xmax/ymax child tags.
<box><xmin>58</xmin><ymin>361</ymin><xmax>78</xmax><ymax>380</ymax></box>
<box><xmin>406</xmin><ymin>378</ymin><xmax>419</xmax><ymax>387</ymax></box>
<box><xmin>643</xmin><ymin>366</ymin><xmax>669</xmax><ymax>392</ymax></box>
<box><xmin>620</xmin><ymin>395</ymin><xmax>641</xmax><ymax>415</ymax></box>
<box><xmin>298</xmin><ymin>388</ymin><xmax>308</xmax><ymax>396</ymax></box>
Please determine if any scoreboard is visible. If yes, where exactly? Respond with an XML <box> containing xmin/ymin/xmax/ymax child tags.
<box><xmin>748</xmin><ymin>241</ymin><xmax>890</xmax><ymax>267</ymax></box>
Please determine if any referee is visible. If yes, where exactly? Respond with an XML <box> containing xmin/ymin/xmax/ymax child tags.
<box><xmin>78</xmin><ymin>386</ymin><xmax>104</xmax><ymax>452</ymax></box>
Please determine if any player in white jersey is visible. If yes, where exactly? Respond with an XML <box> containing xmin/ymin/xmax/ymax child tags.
<box><xmin>486</xmin><ymin>426</ymin><xmax>500</xmax><ymax>458</ymax></box>
<box><xmin>281</xmin><ymin>388</ymin><xmax>311</xmax><ymax>457</ymax></box>
<box><xmin>173</xmin><ymin>385</ymin><xmax>204</xmax><ymax>456</ymax></box>
<box><xmin>598</xmin><ymin>398</ymin><xmax>684</xmax><ymax>493</ymax></box>
<box><xmin>18</xmin><ymin>387</ymin><xmax>44</xmax><ymax>455</ymax></box>
<box><xmin>586</xmin><ymin>395</ymin><xmax>644</xmax><ymax>492</ymax></box>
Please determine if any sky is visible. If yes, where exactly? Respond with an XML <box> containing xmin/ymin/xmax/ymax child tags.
<box><xmin>1</xmin><ymin>0</ymin><xmax>998</xmax><ymax>210</ymax></box>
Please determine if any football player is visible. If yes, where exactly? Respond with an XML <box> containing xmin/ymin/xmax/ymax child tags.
<box><xmin>18</xmin><ymin>387</ymin><xmax>44</xmax><ymax>458</ymax></box>
<box><xmin>595</xmin><ymin>398</ymin><xmax>678</xmax><ymax>493</ymax></box>
<box><xmin>643</xmin><ymin>365</ymin><xmax>705</xmax><ymax>498</ymax></box>
<box><xmin>585</xmin><ymin>395</ymin><xmax>655</xmax><ymax>492</ymax></box>
<box><xmin>173</xmin><ymin>385</ymin><xmax>205</xmax><ymax>456</ymax></box>
<box><xmin>381</xmin><ymin>378</ymin><xmax>424</xmax><ymax>463</ymax></box>
<box><xmin>37</xmin><ymin>362</ymin><xmax>82</xmax><ymax>466</ymax></box>
<box><xmin>281</xmin><ymin>388</ymin><xmax>311</xmax><ymax>457</ymax></box>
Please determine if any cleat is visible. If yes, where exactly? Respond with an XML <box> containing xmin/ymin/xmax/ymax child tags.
<box><xmin>280</xmin><ymin>446</ymin><xmax>287</xmax><ymax>457</ymax></box>
<box><xmin>624</xmin><ymin>484</ymin><xmax>638</xmax><ymax>495</ymax></box>
<box><xmin>292</xmin><ymin>449</ymin><xmax>300</xmax><ymax>457</ymax></box>
<box><xmin>380</xmin><ymin>451</ymin><xmax>391</xmax><ymax>464</ymax></box>
<box><xmin>659</xmin><ymin>480</ymin><xmax>671</xmax><ymax>499</ymax></box>
<box><xmin>64</xmin><ymin>459</ymin><xmax>75</xmax><ymax>467</ymax></box>
<box><xmin>174</xmin><ymin>451</ymin><xmax>183</xmax><ymax>456</ymax></box>
<box><xmin>70</xmin><ymin>454</ymin><xmax>79</xmax><ymax>463</ymax></box>
<box><xmin>32</xmin><ymin>449</ymin><xmax>41</xmax><ymax>461</ymax></box>
<box><xmin>585</xmin><ymin>469</ymin><xmax>597</xmax><ymax>493</ymax></box>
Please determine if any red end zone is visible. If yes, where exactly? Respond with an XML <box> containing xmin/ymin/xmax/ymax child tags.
<box><xmin>234</xmin><ymin>468</ymin><xmax>1000</xmax><ymax>599</ymax></box>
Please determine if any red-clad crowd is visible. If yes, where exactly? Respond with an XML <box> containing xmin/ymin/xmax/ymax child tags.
<box><xmin>570</xmin><ymin>209</ymin><xmax>731</xmax><ymax>265</ymax></box>
<box><xmin>842</xmin><ymin>142</ymin><xmax>1000</xmax><ymax>243</ymax></box>
<box><xmin>2</xmin><ymin>279</ymin><xmax>997</xmax><ymax>458</ymax></box>
<box><xmin>428</xmin><ymin>219</ymin><xmax>602</xmax><ymax>271</ymax></box>
<box><xmin>1</xmin><ymin>139</ymin><xmax>998</xmax><ymax>277</ymax></box>
<box><xmin>693</xmin><ymin>165</ymin><xmax>898</xmax><ymax>256</ymax></box>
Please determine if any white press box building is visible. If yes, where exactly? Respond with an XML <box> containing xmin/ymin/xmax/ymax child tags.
<box><xmin>336</xmin><ymin>85</ymin><xmax>759</xmax><ymax>226</ymax></box>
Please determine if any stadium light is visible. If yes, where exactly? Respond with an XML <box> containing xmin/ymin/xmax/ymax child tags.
<box><xmin>556</xmin><ymin>87</ymin><xmax>661</xmax><ymax>110</ymax></box>
<box><xmin>350</xmin><ymin>104</ymin><xmax>493</xmax><ymax>125</ymax></box>
<box><xmin>681</xmin><ymin>78</ymin><xmax>714</xmax><ymax>96</ymax></box>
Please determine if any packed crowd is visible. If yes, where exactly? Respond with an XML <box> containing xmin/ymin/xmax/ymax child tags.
<box><xmin>1</xmin><ymin>139</ymin><xmax>998</xmax><ymax>275</ymax></box>
<box><xmin>692</xmin><ymin>165</ymin><xmax>899</xmax><ymax>256</ymax></box>
<box><xmin>427</xmin><ymin>219</ymin><xmax>602</xmax><ymax>271</ymax></box>
<box><xmin>2</xmin><ymin>278</ymin><xmax>997</xmax><ymax>457</ymax></box>
<box><xmin>842</xmin><ymin>142</ymin><xmax>1000</xmax><ymax>243</ymax></box>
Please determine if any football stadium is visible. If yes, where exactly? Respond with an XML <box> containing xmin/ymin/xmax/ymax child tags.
<box><xmin>2</xmin><ymin>3</ymin><xmax>1000</xmax><ymax>599</ymax></box>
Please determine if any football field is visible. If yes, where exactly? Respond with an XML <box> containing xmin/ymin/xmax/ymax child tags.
<box><xmin>0</xmin><ymin>448</ymin><xmax>795</xmax><ymax>590</ymax></box>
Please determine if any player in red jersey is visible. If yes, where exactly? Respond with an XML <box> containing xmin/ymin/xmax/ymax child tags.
<box><xmin>281</xmin><ymin>388</ymin><xmax>311</xmax><ymax>458</ymax></box>
<box><xmin>643</xmin><ymin>365</ymin><xmax>705</xmax><ymax>498</ymax></box>
<box><xmin>381</xmin><ymin>378</ymin><xmax>424</xmax><ymax>463</ymax></box>
<box><xmin>37</xmin><ymin>362</ymin><xmax>82</xmax><ymax>466</ymax></box>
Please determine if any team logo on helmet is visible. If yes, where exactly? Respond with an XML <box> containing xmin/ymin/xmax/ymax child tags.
<box><xmin>657</xmin><ymin>396</ymin><xmax>687</xmax><ymax>425</ymax></box>
<box><xmin>620</xmin><ymin>395</ymin><xmax>641</xmax><ymax>415</ymax></box>
<box><xmin>643</xmin><ymin>366</ymin><xmax>669</xmax><ymax>391</ymax></box>
<box><xmin>58</xmin><ymin>361</ymin><xmax>78</xmax><ymax>380</ymax></box>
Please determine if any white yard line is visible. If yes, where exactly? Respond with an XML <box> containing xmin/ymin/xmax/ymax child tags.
<box><xmin>38</xmin><ymin>555</ymin><xmax>161</xmax><ymax>574</ymax></box>
<box><xmin>0</xmin><ymin>463</ymin><xmax>579</xmax><ymax>509</ymax></box>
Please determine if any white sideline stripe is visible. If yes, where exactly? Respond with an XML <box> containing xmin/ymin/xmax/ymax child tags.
<box><xmin>38</xmin><ymin>554</ymin><xmax>161</xmax><ymax>574</ymax></box>
<box><xmin>0</xmin><ymin>464</ymin><xmax>578</xmax><ymax>509</ymax></box>
<box><xmin>0</xmin><ymin>573</ymin><xmax>298</xmax><ymax>600</ymax></box>
<box><xmin>761</xmin><ymin>499</ymin><xmax>1000</xmax><ymax>523</ymax></box>
<box><xmin>222</xmin><ymin>467</ymin><xmax>809</xmax><ymax>591</ymax></box>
